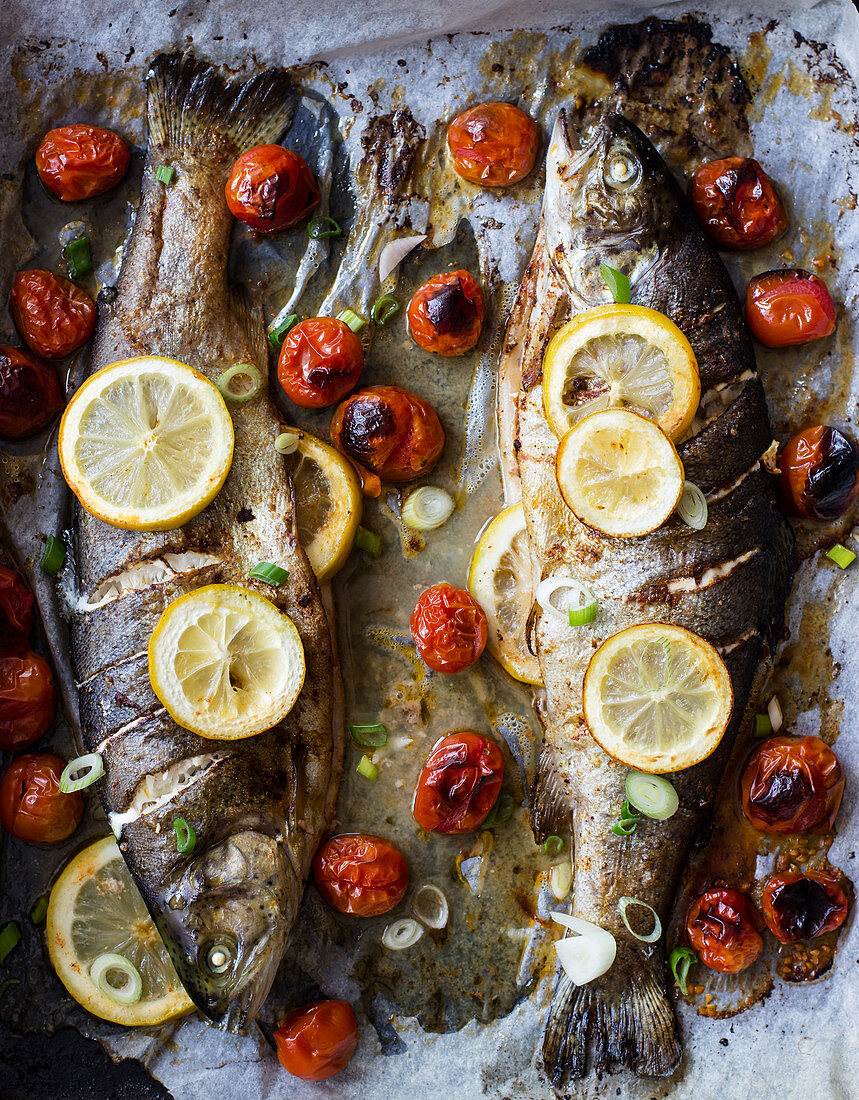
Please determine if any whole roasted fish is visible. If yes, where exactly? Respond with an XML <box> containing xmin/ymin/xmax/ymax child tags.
<box><xmin>501</xmin><ymin>113</ymin><xmax>795</xmax><ymax>1079</ymax></box>
<box><xmin>70</xmin><ymin>54</ymin><xmax>341</xmax><ymax>1031</ymax></box>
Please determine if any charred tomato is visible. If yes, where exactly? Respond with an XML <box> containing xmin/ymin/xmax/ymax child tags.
<box><xmin>0</xmin><ymin>346</ymin><xmax>63</xmax><ymax>439</ymax></box>
<box><xmin>741</xmin><ymin>735</ymin><xmax>844</xmax><ymax>835</ymax></box>
<box><xmin>407</xmin><ymin>270</ymin><xmax>484</xmax><ymax>356</ymax></box>
<box><xmin>778</xmin><ymin>425</ymin><xmax>859</xmax><ymax>520</ymax></box>
<box><xmin>35</xmin><ymin>124</ymin><xmax>130</xmax><ymax>202</ymax></box>
<box><xmin>761</xmin><ymin>869</ymin><xmax>849</xmax><ymax>944</ymax></box>
<box><xmin>10</xmin><ymin>271</ymin><xmax>96</xmax><ymax>359</ymax></box>
<box><xmin>0</xmin><ymin>652</ymin><xmax>56</xmax><ymax>751</ymax></box>
<box><xmin>413</xmin><ymin>731</ymin><xmax>503</xmax><ymax>834</ymax></box>
<box><xmin>746</xmin><ymin>269</ymin><xmax>836</xmax><ymax>347</ymax></box>
<box><xmin>225</xmin><ymin>145</ymin><xmax>320</xmax><ymax>233</ymax></box>
<box><xmin>685</xmin><ymin>887</ymin><xmax>764</xmax><ymax>973</ymax></box>
<box><xmin>313</xmin><ymin>833</ymin><xmax>409</xmax><ymax>917</ymax></box>
<box><xmin>690</xmin><ymin>157</ymin><xmax>787</xmax><ymax>249</ymax></box>
<box><xmin>277</xmin><ymin>318</ymin><xmax>363</xmax><ymax>408</ymax></box>
<box><xmin>0</xmin><ymin>753</ymin><xmax>83</xmax><ymax>844</ymax></box>
<box><xmin>447</xmin><ymin>101</ymin><xmax>538</xmax><ymax>187</ymax></box>
<box><xmin>0</xmin><ymin>567</ymin><xmax>35</xmax><ymax>656</ymax></box>
<box><xmin>410</xmin><ymin>583</ymin><xmax>488</xmax><ymax>674</ymax></box>
<box><xmin>274</xmin><ymin>1000</ymin><xmax>358</xmax><ymax>1082</ymax></box>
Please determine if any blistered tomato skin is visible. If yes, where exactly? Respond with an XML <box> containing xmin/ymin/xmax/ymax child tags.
<box><xmin>10</xmin><ymin>271</ymin><xmax>97</xmax><ymax>360</ymax></box>
<box><xmin>746</xmin><ymin>269</ymin><xmax>836</xmax><ymax>347</ymax></box>
<box><xmin>277</xmin><ymin>318</ymin><xmax>363</xmax><ymax>408</ymax></box>
<box><xmin>0</xmin><ymin>567</ymin><xmax>35</xmax><ymax>656</ymax></box>
<box><xmin>690</xmin><ymin>158</ymin><xmax>788</xmax><ymax>249</ymax></box>
<box><xmin>0</xmin><ymin>652</ymin><xmax>57</xmax><ymax>751</ymax></box>
<box><xmin>407</xmin><ymin>270</ymin><xmax>484</xmax><ymax>356</ymax></box>
<box><xmin>761</xmin><ymin>870</ymin><xmax>849</xmax><ymax>944</ymax></box>
<box><xmin>778</xmin><ymin>425</ymin><xmax>859</xmax><ymax>520</ymax></box>
<box><xmin>447</xmin><ymin>102</ymin><xmax>538</xmax><ymax>187</ymax></box>
<box><xmin>0</xmin><ymin>346</ymin><xmax>63</xmax><ymax>440</ymax></box>
<box><xmin>274</xmin><ymin>1000</ymin><xmax>358</xmax><ymax>1082</ymax></box>
<box><xmin>685</xmin><ymin>888</ymin><xmax>764</xmax><ymax>974</ymax></box>
<box><xmin>410</xmin><ymin>583</ymin><xmax>488</xmax><ymax>674</ymax></box>
<box><xmin>413</xmin><ymin>731</ymin><xmax>503</xmax><ymax>833</ymax></box>
<box><xmin>313</xmin><ymin>834</ymin><xmax>409</xmax><ymax>917</ymax></box>
<box><xmin>741</xmin><ymin>735</ymin><xmax>844</xmax><ymax>835</ymax></box>
<box><xmin>35</xmin><ymin>125</ymin><xmax>130</xmax><ymax>202</ymax></box>
<box><xmin>225</xmin><ymin>145</ymin><xmax>320</xmax><ymax>233</ymax></box>
<box><xmin>0</xmin><ymin>753</ymin><xmax>84</xmax><ymax>844</ymax></box>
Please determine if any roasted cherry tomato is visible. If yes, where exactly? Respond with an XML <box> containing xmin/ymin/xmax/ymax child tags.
<box><xmin>313</xmin><ymin>833</ymin><xmax>409</xmax><ymax>917</ymax></box>
<box><xmin>10</xmin><ymin>271</ymin><xmax>96</xmax><ymax>360</ymax></box>
<box><xmin>0</xmin><ymin>652</ymin><xmax>56</xmax><ymax>751</ymax></box>
<box><xmin>0</xmin><ymin>753</ymin><xmax>83</xmax><ymax>844</ymax></box>
<box><xmin>741</xmin><ymin>735</ymin><xmax>844</xmax><ymax>835</ymax></box>
<box><xmin>761</xmin><ymin>869</ymin><xmax>849</xmax><ymax>944</ymax></box>
<box><xmin>330</xmin><ymin>385</ymin><xmax>445</xmax><ymax>482</ymax></box>
<box><xmin>447</xmin><ymin>101</ymin><xmax>538</xmax><ymax>187</ymax></box>
<box><xmin>0</xmin><ymin>345</ymin><xmax>63</xmax><ymax>439</ymax></box>
<box><xmin>277</xmin><ymin>318</ymin><xmax>363</xmax><ymax>408</ymax></box>
<box><xmin>690</xmin><ymin>157</ymin><xmax>788</xmax><ymax>249</ymax></box>
<box><xmin>0</xmin><ymin>567</ymin><xmax>35</xmax><ymax>657</ymax></box>
<box><xmin>410</xmin><ymin>583</ymin><xmax>488</xmax><ymax>674</ymax></box>
<box><xmin>778</xmin><ymin>425</ymin><xmax>859</xmax><ymax>520</ymax></box>
<box><xmin>407</xmin><ymin>270</ymin><xmax>484</xmax><ymax>356</ymax></box>
<box><xmin>413</xmin><ymin>731</ymin><xmax>503</xmax><ymax>833</ymax></box>
<box><xmin>685</xmin><ymin>887</ymin><xmax>764</xmax><ymax>973</ymax></box>
<box><xmin>746</xmin><ymin>269</ymin><xmax>836</xmax><ymax>347</ymax></box>
<box><xmin>35</xmin><ymin>124</ymin><xmax>130</xmax><ymax>202</ymax></box>
<box><xmin>225</xmin><ymin>145</ymin><xmax>320</xmax><ymax>233</ymax></box>
<box><xmin>274</xmin><ymin>1000</ymin><xmax>358</xmax><ymax>1081</ymax></box>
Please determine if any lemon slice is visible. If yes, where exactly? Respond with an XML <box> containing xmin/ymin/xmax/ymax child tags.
<box><xmin>542</xmin><ymin>304</ymin><xmax>700</xmax><ymax>442</ymax></box>
<box><xmin>59</xmin><ymin>356</ymin><xmax>234</xmax><ymax>530</ymax></box>
<box><xmin>555</xmin><ymin>409</ymin><xmax>684</xmax><ymax>538</ymax></box>
<box><xmin>468</xmin><ymin>504</ymin><xmax>542</xmax><ymax>685</ymax></box>
<box><xmin>148</xmin><ymin>584</ymin><xmax>305</xmax><ymax>740</ymax></box>
<box><xmin>286</xmin><ymin>429</ymin><xmax>362</xmax><ymax>583</ymax></box>
<box><xmin>583</xmin><ymin>623</ymin><xmax>733</xmax><ymax>773</ymax></box>
<box><xmin>46</xmin><ymin>836</ymin><xmax>193</xmax><ymax>1026</ymax></box>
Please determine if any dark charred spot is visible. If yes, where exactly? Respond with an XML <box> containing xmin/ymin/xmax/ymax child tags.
<box><xmin>768</xmin><ymin>878</ymin><xmax>842</xmax><ymax>940</ymax></box>
<box><xmin>803</xmin><ymin>427</ymin><xmax>859</xmax><ymax>519</ymax></box>
<box><xmin>340</xmin><ymin>397</ymin><xmax>395</xmax><ymax>465</ymax></box>
<box><xmin>751</xmin><ymin>766</ymin><xmax>813</xmax><ymax>822</ymax></box>
<box><xmin>425</xmin><ymin>280</ymin><xmax>477</xmax><ymax>335</ymax></box>
<box><xmin>297</xmin><ymin>591</ymin><xmax>312</xmax><ymax>608</ymax></box>
<box><xmin>359</xmin><ymin>108</ymin><xmax>425</xmax><ymax>197</ymax></box>
<box><xmin>97</xmin><ymin>284</ymin><xmax>118</xmax><ymax>306</ymax></box>
<box><xmin>306</xmin><ymin>362</ymin><xmax>355</xmax><ymax>387</ymax></box>
<box><xmin>563</xmin><ymin>374</ymin><xmax>610</xmax><ymax>407</ymax></box>
<box><xmin>236</xmin><ymin>507</ymin><xmax>254</xmax><ymax>523</ymax></box>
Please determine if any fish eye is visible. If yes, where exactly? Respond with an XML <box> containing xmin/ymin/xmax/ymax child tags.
<box><xmin>204</xmin><ymin>941</ymin><xmax>234</xmax><ymax>975</ymax></box>
<box><xmin>605</xmin><ymin>149</ymin><xmax>640</xmax><ymax>191</ymax></box>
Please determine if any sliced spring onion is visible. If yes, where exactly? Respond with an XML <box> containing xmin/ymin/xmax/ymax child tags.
<box><xmin>275</xmin><ymin>432</ymin><xmax>299</xmax><ymax>455</ymax></box>
<box><xmin>0</xmin><ymin>922</ymin><xmax>21</xmax><ymax>965</ymax></box>
<box><xmin>64</xmin><ymin>235</ymin><xmax>92</xmax><ymax>279</ymax></box>
<box><xmin>618</xmin><ymin>896</ymin><xmax>662</xmax><ymax>943</ymax></box>
<box><xmin>401</xmin><ymin>486</ymin><xmax>455</xmax><ymax>531</ymax></box>
<box><xmin>676</xmin><ymin>481</ymin><xmax>708</xmax><ymax>530</ymax></box>
<box><xmin>355</xmin><ymin>526</ymin><xmax>382</xmax><ymax>558</ymax></box>
<box><xmin>754</xmin><ymin>713</ymin><xmax>773</xmax><ymax>738</ymax></box>
<box><xmin>29</xmin><ymin>896</ymin><xmax>49</xmax><ymax>926</ymax></box>
<box><xmin>625</xmin><ymin>772</ymin><xmax>679</xmax><ymax>821</ymax></box>
<box><xmin>89</xmin><ymin>953</ymin><xmax>143</xmax><ymax>1006</ymax></box>
<box><xmin>569</xmin><ymin>602</ymin><xmax>597</xmax><ymax>627</ymax></box>
<box><xmin>248</xmin><ymin>562</ymin><xmax>289</xmax><ymax>587</ymax></box>
<box><xmin>173</xmin><ymin>817</ymin><xmax>196</xmax><ymax>855</ymax></box>
<box><xmin>336</xmin><ymin>308</ymin><xmax>366</xmax><ymax>333</ymax></box>
<box><xmin>669</xmin><ymin>945</ymin><xmax>698</xmax><ymax>995</ymax></box>
<box><xmin>600</xmin><ymin>261</ymin><xmax>631</xmax><ymax>304</ymax></box>
<box><xmin>350</xmin><ymin>723</ymin><xmax>388</xmax><ymax>747</ymax></box>
<box><xmin>155</xmin><ymin>164</ymin><xmax>175</xmax><ymax>184</ymax></box>
<box><xmin>612</xmin><ymin>798</ymin><xmax>640</xmax><ymax>836</ymax></box>
<box><xmin>767</xmin><ymin>695</ymin><xmax>784</xmax><ymax>733</ymax></box>
<box><xmin>535</xmin><ymin>576</ymin><xmax>597</xmax><ymax>625</ymax></box>
<box><xmin>372</xmin><ymin>295</ymin><xmax>401</xmax><ymax>325</ymax></box>
<box><xmin>378</xmin><ymin>235</ymin><xmax>426</xmax><ymax>281</ymax></box>
<box><xmin>216</xmin><ymin>363</ymin><xmax>262</xmax><ymax>403</ymax></box>
<box><xmin>40</xmin><ymin>534</ymin><xmax>65</xmax><ymax>576</ymax></box>
<box><xmin>551</xmin><ymin>911</ymin><xmax>617</xmax><ymax>985</ymax></box>
<box><xmin>549</xmin><ymin>862</ymin><xmax>572</xmax><ymax>901</ymax></box>
<box><xmin>482</xmin><ymin>791</ymin><xmax>514</xmax><ymax>828</ymax></box>
<box><xmin>382</xmin><ymin>917</ymin><xmax>424</xmax><ymax>950</ymax></box>
<box><xmin>412</xmin><ymin>884</ymin><xmax>449</xmax><ymax>930</ymax></box>
<box><xmin>308</xmin><ymin>216</ymin><xmax>341</xmax><ymax>240</ymax></box>
<box><xmin>356</xmin><ymin>755</ymin><xmax>379</xmax><ymax>780</ymax></box>
<box><xmin>59</xmin><ymin>753</ymin><xmax>104</xmax><ymax>793</ymax></box>
<box><xmin>0</xmin><ymin>978</ymin><xmax>19</xmax><ymax>1000</ymax></box>
<box><xmin>827</xmin><ymin>542</ymin><xmax>856</xmax><ymax>569</ymax></box>
<box><xmin>268</xmin><ymin>313</ymin><xmax>300</xmax><ymax>348</ymax></box>
<box><xmin>541</xmin><ymin>835</ymin><xmax>564</xmax><ymax>855</ymax></box>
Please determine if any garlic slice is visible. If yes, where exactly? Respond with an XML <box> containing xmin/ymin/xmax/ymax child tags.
<box><xmin>379</xmin><ymin>235</ymin><xmax>427</xmax><ymax>282</ymax></box>
<box><xmin>550</xmin><ymin>911</ymin><xmax>617</xmax><ymax>986</ymax></box>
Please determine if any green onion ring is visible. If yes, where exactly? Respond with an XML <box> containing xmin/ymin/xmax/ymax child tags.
<box><xmin>356</xmin><ymin>755</ymin><xmax>379</xmax><ymax>780</ymax></box>
<box><xmin>355</xmin><ymin>526</ymin><xmax>383</xmax><ymax>558</ymax></box>
<box><xmin>268</xmin><ymin>314</ymin><xmax>300</xmax><ymax>349</ymax></box>
<box><xmin>60</xmin><ymin>753</ymin><xmax>104</xmax><ymax>793</ymax></box>
<box><xmin>0</xmin><ymin>922</ymin><xmax>21</xmax><ymax>965</ymax></box>
<box><xmin>669</xmin><ymin>945</ymin><xmax>698</xmax><ymax>995</ymax></box>
<box><xmin>372</xmin><ymin>296</ymin><xmax>401</xmax><ymax>325</ymax></box>
<box><xmin>612</xmin><ymin>820</ymin><xmax>638</xmax><ymax>837</ymax></box>
<box><xmin>401</xmin><ymin>486</ymin><xmax>455</xmax><ymax>532</ymax></box>
<box><xmin>40</xmin><ymin>534</ymin><xmax>66</xmax><ymax>577</ymax></box>
<box><xmin>541</xmin><ymin>835</ymin><xmax>564</xmax><ymax>855</ymax></box>
<box><xmin>568</xmin><ymin>601</ymin><xmax>598</xmax><ymax>626</ymax></box>
<box><xmin>64</xmin><ymin>235</ymin><xmax>92</xmax><ymax>279</ymax></box>
<box><xmin>275</xmin><ymin>432</ymin><xmax>299</xmax><ymax>455</ymax></box>
<box><xmin>827</xmin><ymin>543</ymin><xmax>856</xmax><ymax>569</ymax></box>
<box><xmin>216</xmin><ymin>363</ymin><xmax>263</xmax><ymax>403</ymax></box>
<box><xmin>350</xmin><ymin>723</ymin><xmax>388</xmax><ymax>747</ymax></box>
<box><xmin>308</xmin><ymin>216</ymin><xmax>341</xmax><ymax>240</ymax></box>
<box><xmin>173</xmin><ymin>817</ymin><xmax>196</xmax><ymax>854</ymax></box>
<box><xmin>625</xmin><ymin>772</ymin><xmax>679</xmax><ymax>821</ymax></box>
<box><xmin>248</xmin><ymin>562</ymin><xmax>289</xmax><ymax>587</ymax></box>
<box><xmin>155</xmin><ymin>165</ymin><xmax>175</xmax><ymax>184</ymax></box>
<box><xmin>618</xmin><ymin>896</ymin><xmax>662</xmax><ymax>943</ymax></box>
<box><xmin>676</xmin><ymin>481</ymin><xmax>708</xmax><ymax>530</ymax></box>
<box><xmin>753</xmin><ymin>713</ymin><xmax>773</xmax><ymax>738</ymax></box>
<box><xmin>29</xmin><ymin>896</ymin><xmax>49</xmax><ymax>926</ymax></box>
<box><xmin>89</xmin><ymin>953</ymin><xmax>143</xmax><ymax>1006</ymax></box>
<box><xmin>336</xmin><ymin>308</ymin><xmax>366</xmax><ymax>333</ymax></box>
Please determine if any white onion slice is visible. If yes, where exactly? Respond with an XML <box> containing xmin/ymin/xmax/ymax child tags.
<box><xmin>618</xmin><ymin>896</ymin><xmax>662</xmax><ymax>943</ymax></box>
<box><xmin>89</xmin><ymin>953</ymin><xmax>143</xmax><ymax>1005</ymax></box>
<box><xmin>412</xmin><ymin>884</ymin><xmax>448</xmax><ymax>930</ymax></box>
<box><xmin>402</xmin><ymin>486</ymin><xmax>455</xmax><ymax>531</ymax></box>
<box><xmin>382</xmin><ymin>917</ymin><xmax>424</xmax><ymax>950</ymax></box>
<box><xmin>767</xmin><ymin>694</ymin><xmax>784</xmax><ymax>732</ymax></box>
<box><xmin>535</xmin><ymin>576</ymin><xmax>595</xmax><ymax>622</ymax></box>
<box><xmin>379</xmin><ymin>235</ymin><xmax>427</xmax><ymax>282</ymax></box>
<box><xmin>550</xmin><ymin>912</ymin><xmax>617</xmax><ymax>986</ymax></box>
<box><xmin>549</xmin><ymin>862</ymin><xmax>572</xmax><ymax>901</ymax></box>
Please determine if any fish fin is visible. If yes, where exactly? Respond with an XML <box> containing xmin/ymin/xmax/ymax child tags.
<box><xmin>529</xmin><ymin>741</ymin><xmax>572</xmax><ymax>839</ymax></box>
<box><xmin>543</xmin><ymin>945</ymin><xmax>681</xmax><ymax>1083</ymax></box>
<box><xmin>146</xmin><ymin>52</ymin><xmax>296</xmax><ymax>156</ymax></box>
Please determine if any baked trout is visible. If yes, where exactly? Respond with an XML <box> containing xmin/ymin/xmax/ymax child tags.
<box><xmin>69</xmin><ymin>54</ymin><xmax>341</xmax><ymax>1031</ymax></box>
<box><xmin>502</xmin><ymin>113</ymin><xmax>795</xmax><ymax>1079</ymax></box>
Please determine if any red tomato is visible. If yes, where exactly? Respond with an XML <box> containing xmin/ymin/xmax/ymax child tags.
<box><xmin>313</xmin><ymin>833</ymin><xmax>409</xmax><ymax>917</ymax></box>
<box><xmin>225</xmin><ymin>145</ymin><xmax>319</xmax><ymax>232</ymax></box>
<box><xmin>277</xmin><ymin>318</ymin><xmax>363</xmax><ymax>408</ymax></box>
<box><xmin>0</xmin><ymin>345</ymin><xmax>63</xmax><ymax>439</ymax></box>
<box><xmin>685</xmin><ymin>887</ymin><xmax>764</xmax><ymax>974</ymax></box>
<box><xmin>0</xmin><ymin>753</ymin><xmax>83</xmax><ymax>844</ymax></box>
<box><xmin>413</xmin><ymin>731</ymin><xmax>503</xmax><ymax>833</ymax></box>
<box><xmin>447</xmin><ymin>102</ymin><xmax>538</xmax><ymax>187</ymax></box>
<box><xmin>274</xmin><ymin>1000</ymin><xmax>358</xmax><ymax>1081</ymax></box>
<box><xmin>690</xmin><ymin>158</ymin><xmax>788</xmax><ymax>249</ymax></box>
<box><xmin>10</xmin><ymin>271</ymin><xmax>96</xmax><ymax>359</ymax></box>
<box><xmin>0</xmin><ymin>567</ymin><xmax>35</xmax><ymax>656</ymax></box>
<box><xmin>35</xmin><ymin>125</ymin><xmax>130</xmax><ymax>202</ymax></box>
<box><xmin>330</xmin><ymin>386</ymin><xmax>445</xmax><ymax>483</ymax></box>
<box><xmin>410</xmin><ymin>583</ymin><xmax>487</xmax><ymax>673</ymax></box>
<box><xmin>407</xmin><ymin>270</ymin><xmax>484</xmax><ymax>356</ymax></box>
<box><xmin>740</xmin><ymin>735</ymin><xmax>844</xmax><ymax>835</ymax></box>
<box><xmin>778</xmin><ymin>425</ymin><xmax>859</xmax><ymax>520</ymax></box>
<box><xmin>761</xmin><ymin>869</ymin><xmax>849</xmax><ymax>944</ymax></box>
<box><xmin>0</xmin><ymin>652</ymin><xmax>56</xmax><ymax>750</ymax></box>
<box><xmin>746</xmin><ymin>269</ymin><xmax>836</xmax><ymax>347</ymax></box>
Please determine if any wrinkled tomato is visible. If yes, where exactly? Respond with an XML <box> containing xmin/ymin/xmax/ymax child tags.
<box><xmin>35</xmin><ymin>124</ymin><xmax>130</xmax><ymax>202</ymax></box>
<box><xmin>0</xmin><ymin>567</ymin><xmax>35</xmax><ymax>657</ymax></box>
<box><xmin>685</xmin><ymin>887</ymin><xmax>764</xmax><ymax>973</ymax></box>
<box><xmin>0</xmin><ymin>652</ymin><xmax>56</xmax><ymax>751</ymax></box>
<box><xmin>413</xmin><ymin>731</ymin><xmax>503</xmax><ymax>834</ymax></box>
<box><xmin>778</xmin><ymin>425</ymin><xmax>859</xmax><ymax>520</ymax></box>
<box><xmin>761</xmin><ymin>869</ymin><xmax>849</xmax><ymax>944</ymax></box>
<box><xmin>0</xmin><ymin>345</ymin><xmax>63</xmax><ymax>439</ymax></box>
<box><xmin>407</xmin><ymin>270</ymin><xmax>484</xmax><ymax>356</ymax></box>
<box><xmin>313</xmin><ymin>833</ymin><xmax>409</xmax><ymax>917</ymax></box>
<box><xmin>741</xmin><ymin>735</ymin><xmax>844</xmax><ymax>835</ymax></box>
<box><xmin>447</xmin><ymin>101</ymin><xmax>538</xmax><ymax>187</ymax></box>
<box><xmin>690</xmin><ymin>157</ymin><xmax>788</xmax><ymax>249</ymax></box>
<box><xmin>410</xmin><ymin>583</ymin><xmax>488</xmax><ymax>674</ymax></box>
<box><xmin>225</xmin><ymin>145</ymin><xmax>319</xmax><ymax>232</ymax></box>
<box><xmin>277</xmin><ymin>318</ymin><xmax>363</xmax><ymax>408</ymax></box>
<box><xmin>0</xmin><ymin>753</ymin><xmax>83</xmax><ymax>844</ymax></box>
<box><xmin>330</xmin><ymin>385</ymin><xmax>445</xmax><ymax>482</ymax></box>
<box><xmin>746</xmin><ymin>269</ymin><xmax>836</xmax><ymax>347</ymax></box>
<box><xmin>10</xmin><ymin>271</ymin><xmax>97</xmax><ymax>359</ymax></box>
<box><xmin>274</xmin><ymin>1000</ymin><xmax>358</xmax><ymax>1081</ymax></box>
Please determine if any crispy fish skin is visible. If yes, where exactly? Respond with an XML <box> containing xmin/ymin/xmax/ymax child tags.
<box><xmin>70</xmin><ymin>54</ymin><xmax>341</xmax><ymax>1031</ymax></box>
<box><xmin>507</xmin><ymin>113</ymin><xmax>795</xmax><ymax>1080</ymax></box>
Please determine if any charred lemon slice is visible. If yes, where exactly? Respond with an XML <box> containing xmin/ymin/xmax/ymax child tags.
<box><xmin>46</xmin><ymin>836</ymin><xmax>193</xmax><ymax>1026</ymax></box>
<box><xmin>555</xmin><ymin>409</ymin><xmax>684</xmax><ymax>537</ymax></box>
<box><xmin>59</xmin><ymin>356</ymin><xmax>234</xmax><ymax>530</ymax></box>
<box><xmin>542</xmin><ymin>304</ymin><xmax>700</xmax><ymax>442</ymax></box>
<box><xmin>583</xmin><ymin>623</ymin><xmax>733</xmax><ymax>773</ymax></box>
<box><xmin>148</xmin><ymin>584</ymin><xmax>305</xmax><ymax>739</ymax></box>
<box><xmin>468</xmin><ymin>503</ymin><xmax>542</xmax><ymax>685</ymax></box>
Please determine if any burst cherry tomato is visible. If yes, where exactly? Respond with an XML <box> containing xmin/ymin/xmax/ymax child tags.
<box><xmin>313</xmin><ymin>833</ymin><xmax>409</xmax><ymax>917</ymax></box>
<box><xmin>0</xmin><ymin>753</ymin><xmax>83</xmax><ymax>844</ymax></box>
<box><xmin>690</xmin><ymin>157</ymin><xmax>788</xmax><ymax>249</ymax></box>
<box><xmin>0</xmin><ymin>567</ymin><xmax>35</xmax><ymax>657</ymax></box>
<box><xmin>277</xmin><ymin>318</ymin><xmax>363</xmax><ymax>408</ymax></box>
<box><xmin>413</xmin><ymin>731</ymin><xmax>503</xmax><ymax>833</ymax></box>
<box><xmin>447</xmin><ymin>101</ymin><xmax>538</xmax><ymax>187</ymax></box>
<box><xmin>274</xmin><ymin>1000</ymin><xmax>358</xmax><ymax>1081</ymax></box>
<box><xmin>741</xmin><ymin>735</ymin><xmax>844</xmax><ymax>834</ymax></box>
<box><xmin>0</xmin><ymin>345</ymin><xmax>63</xmax><ymax>439</ymax></box>
<box><xmin>407</xmin><ymin>270</ymin><xmax>484</xmax><ymax>356</ymax></box>
<box><xmin>778</xmin><ymin>425</ymin><xmax>859</xmax><ymax>520</ymax></box>
<box><xmin>225</xmin><ymin>145</ymin><xmax>320</xmax><ymax>233</ymax></box>
<box><xmin>685</xmin><ymin>887</ymin><xmax>764</xmax><ymax>973</ymax></box>
<box><xmin>35</xmin><ymin>124</ymin><xmax>130</xmax><ymax>202</ymax></box>
<box><xmin>746</xmin><ymin>269</ymin><xmax>836</xmax><ymax>347</ymax></box>
<box><xmin>10</xmin><ymin>271</ymin><xmax>96</xmax><ymax>359</ymax></box>
<box><xmin>761</xmin><ymin>869</ymin><xmax>849</xmax><ymax>944</ymax></box>
<box><xmin>0</xmin><ymin>652</ymin><xmax>56</xmax><ymax>751</ymax></box>
<box><xmin>330</xmin><ymin>385</ymin><xmax>445</xmax><ymax>482</ymax></box>
<box><xmin>410</xmin><ymin>583</ymin><xmax>488</xmax><ymax>674</ymax></box>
